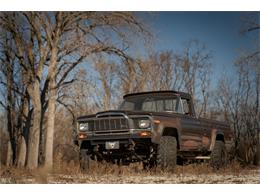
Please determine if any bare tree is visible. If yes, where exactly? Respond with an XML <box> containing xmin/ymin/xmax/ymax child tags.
<box><xmin>117</xmin><ymin>51</ymin><xmax>181</xmax><ymax>93</ymax></box>
<box><xmin>0</xmin><ymin>28</ymin><xmax>33</xmax><ymax>167</ymax></box>
<box><xmin>94</xmin><ymin>58</ymin><xmax>118</xmax><ymax>110</ymax></box>
<box><xmin>0</xmin><ymin>11</ymin><xmax>150</xmax><ymax>169</ymax></box>
<box><xmin>0</xmin><ymin>33</ymin><xmax>16</xmax><ymax>165</ymax></box>
<box><xmin>175</xmin><ymin>40</ymin><xmax>212</xmax><ymax>116</ymax></box>
<box><xmin>141</xmin><ymin>51</ymin><xmax>176</xmax><ymax>91</ymax></box>
<box><xmin>240</xmin><ymin>12</ymin><xmax>260</xmax><ymax>165</ymax></box>
<box><xmin>216</xmin><ymin>53</ymin><xmax>260</xmax><ymax>164</ymax></box>
<box><xmin>34</xmin><ymin>12</ymin><xmax>150</xmax><ymax>169</ymax></box>
<box><xmin>0</xmin><ymin>12</ymin><xmax>55</xmax><ymax>169</ymax></box>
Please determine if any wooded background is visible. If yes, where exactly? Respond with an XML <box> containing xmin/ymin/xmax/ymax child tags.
<box><xmin>0</xmin><ymin>12</ymin><xmax>259</xmax><ymax>170</ymax></box>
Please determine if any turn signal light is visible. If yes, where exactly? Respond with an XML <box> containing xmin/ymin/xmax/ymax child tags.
<box><xmin>153</xmin><ymin>120</ymin><xmax>160</xmax><ymax>124</ymax></box>
<box><xmin>139</xmin><ymin>131</ymin><xmax>152</xmax><ymax>137</ymax></box>
<box><xmin>78</xmin><ymin>133</ymin><xmax>87</xmax><ymax>139</ymax></box>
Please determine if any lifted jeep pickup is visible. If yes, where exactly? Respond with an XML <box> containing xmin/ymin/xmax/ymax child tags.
<box><xmin>75</xmin><ymin>91</ymin><xmax>234</xmax><ymax>171</ymax></box>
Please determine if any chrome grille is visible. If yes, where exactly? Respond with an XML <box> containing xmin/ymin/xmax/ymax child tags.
<box><xmin>94</xmin><ymin>118</ymin><xmax>129</xmax><ymax>131</ymax></box>
<box><xmin>83</xmin><ymin>117</ymin><xmax>130</xmax><ymax>135</ymax></box>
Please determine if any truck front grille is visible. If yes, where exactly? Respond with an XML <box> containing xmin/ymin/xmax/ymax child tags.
<box><xmin>99</xmin><ymin>118</ymin><xmax>128</xmax><ymax>131</ymax></box>
<box><xmin>87</xmin><ymin>117</ymin><xmax>130</xmax><ymax>134</ymax></box>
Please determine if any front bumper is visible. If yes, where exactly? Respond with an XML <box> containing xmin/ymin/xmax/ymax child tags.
<box><xmin>76</xmin><ymin>129</ymin><xmax>155</xmax><ymax>162</ymax></box>
<box><xmin>77</xmin><ymin>129</ymin><xmax>152</xmax><ymax>145</ymax></box>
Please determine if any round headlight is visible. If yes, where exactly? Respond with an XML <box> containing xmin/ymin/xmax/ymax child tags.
<box><xmin>138</xmin><ymin>119</ymin><xmax>150</xmax><ymax>129</ymax></box>
<box><xmin>79</xmin><ymin>123</ymin><xmax>89</xmax><ymax>131</ymax></box>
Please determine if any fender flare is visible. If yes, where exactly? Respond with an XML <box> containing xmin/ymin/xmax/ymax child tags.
<box><xmin>210</xmin><ymin>129</ymin><xmax>225</xmax><ymax>151</ymax></box>
<box><xmin>152</xmin><ymin>124</ymin><xmax>181</xmax><ymax>149</ymax></box>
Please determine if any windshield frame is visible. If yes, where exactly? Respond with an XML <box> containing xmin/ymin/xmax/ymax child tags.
<box><xmin>119</xmin><ymin>94</ymin><xmax>184</xmax><ymax>114</ymax></box>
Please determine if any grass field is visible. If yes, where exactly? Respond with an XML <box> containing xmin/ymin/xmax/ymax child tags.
<box><xmin>1</xmin><ymin>161</ymin><xmax>259</xmax><ymax>184</ymax></box>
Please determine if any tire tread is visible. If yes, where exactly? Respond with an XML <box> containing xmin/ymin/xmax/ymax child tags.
<box><xmin>157</xmin><ymin>136</ymin><xmax>177</xmax><ymax>171</ymax></box>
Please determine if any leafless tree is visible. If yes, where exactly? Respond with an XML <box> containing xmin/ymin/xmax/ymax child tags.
<box><xmin>216</xmin><ymin>53</ymin><xmax>260</xmax><ymax>164</ymax></box>
<box><xmin>0</xmin><ymin>33</ymin><xmax>16</xmax><ymax>165</ymax></box>
<box><xmin>0</xmin><ymin>11</ymin><xmax>150</xmax><ymax>170</ymax></box>
<box><xmin>174</xmin><ymin>40</ymin><xmax>212</xmax><ymax>117</ymax></box>
<box><xmin>39</xmin><ymin>12</ymin><xmax>150</xmax><ymax>169</ymax></box>
<box><xmin>93</xmin><ymin>58</ymin><xmax>119</xmax><ymax>110</ymax></box>
<box><xmin>0</xmin><ymin>27</ymin><xmax>33</xmax><ymax>167</ymax></box>
<box><xmin>0</xmin><ymin>12</ymin><xmax>50</xmax><ymax>169</ymax></box>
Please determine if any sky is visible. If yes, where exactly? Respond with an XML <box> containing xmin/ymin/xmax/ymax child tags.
<box><xmin>138</xmin><ymin>12</ymin><xmax>259</xmax><ymax>87</ymax></box>
<box><xmin>0</xmin><ymin>12</ymin><xmax>259</xmax><ymax>113</ymax></box>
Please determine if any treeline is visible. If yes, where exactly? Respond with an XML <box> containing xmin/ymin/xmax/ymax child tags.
<box><xmin>0</xmin><ymin>12</ymin><xmax>259</xmax><ymax>170</ymax></box>
<box><xmin>0</xmin><ymin>12</ymin><xmax>150</xmax><ymax>169</ymax></box>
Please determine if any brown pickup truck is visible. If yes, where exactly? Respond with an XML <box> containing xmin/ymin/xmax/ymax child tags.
<box><xmin>75</xmin><ymin>91</ymin><xmax>234</xmax><ymax>171</ymax></box>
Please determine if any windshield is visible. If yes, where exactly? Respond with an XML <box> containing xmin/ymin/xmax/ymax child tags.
<box><xmin>119</xmin><ymin>95</ymin><xmax>184</xmax><ymax>113</ymax></box>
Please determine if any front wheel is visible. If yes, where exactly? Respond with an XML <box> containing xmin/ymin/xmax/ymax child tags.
<box><xmin>157</xmin><ymin>136</ymin><xmax>177</xmax><ymax>171</ymax></box>
<box><xmin>79</xmin><ymin>149</ymin><xmax>90</xmax><ymax>172</ymax></box>
<box><xmin>143</xmin><ymin>159</ymin><xmax>157</xmax><ymax>170</ymax></box>
<box><xmin>210</xmin><ymin>140</ymin><xmax>227</xmax><ymax>169</ymax></box>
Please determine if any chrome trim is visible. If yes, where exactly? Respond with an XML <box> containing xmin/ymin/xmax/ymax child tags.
<box><xmin>96</xmin><ymin>112</ymin><xmax>129</xmax><ymax>119</ymax></box>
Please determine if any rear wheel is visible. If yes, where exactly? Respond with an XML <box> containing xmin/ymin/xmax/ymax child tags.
<box><xmin>157</xmin><ymin>136</ymin><xmax>177</xmax><ymax>171</ymax></box>
<box><xmin>253</xmin><ymin>142</ymin><xmax>260</xmax><ymax>166</ymax></box>
<box><xmin>210</xmin><ymin>140</ymin><xmax>227</xmax><ymax>169</ymax></box>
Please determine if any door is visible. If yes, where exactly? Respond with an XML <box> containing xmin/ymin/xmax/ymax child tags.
<box><xmin>180</xmin><ymin>98</ymin><xmax>203</xmax><ymax>151</ymax></box>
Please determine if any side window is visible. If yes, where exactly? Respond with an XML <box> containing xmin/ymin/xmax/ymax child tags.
<box><xmin>182</xmin><ymin>99</ymin><xmax>190</xmax><ymax>114</ymax></box>
<box><xmin>122</xmin><ymin>101</ymin><xmax>134</xmax><ymax>110</ymax></box>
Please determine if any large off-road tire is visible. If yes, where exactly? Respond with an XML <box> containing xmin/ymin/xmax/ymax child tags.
<box><xmin>80</xmin><ymin>149</ymin><xmax>90</xmax><ymax>172</ymax></box>
<box><xmin>143</xmin><ymin>159</ymin><xmax>157</xmax><ymax>171</ymax></box>
<box><xmin>157</xmin><ymin>136</ymin><xmax>177</xmax><ymax>171</ymax></box>
<box><xmin>210</xmin><ymin>140</ymin><xmax>227</xmax><ymax>169</ymax></box>
<box><xmin>253</xmin><ymin>143</ymin><xmax>260</xmax><ymax>166</ymax></box>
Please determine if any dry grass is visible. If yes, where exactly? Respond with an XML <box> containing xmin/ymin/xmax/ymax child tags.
<box><xmin>1</xmin><ymin>159</ymin><xmax>259</xmax><ymax>184</ymax></box>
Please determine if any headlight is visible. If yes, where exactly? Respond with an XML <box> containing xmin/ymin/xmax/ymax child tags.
<box><xmin>79</xmin><ymin>123</ymin><xmax>89</xmax><ymax>131</ymax></box>
<box><xmin>138</xmin><ymin>119</ymin><xmax>151</xmax><ymax>129</ymax></box>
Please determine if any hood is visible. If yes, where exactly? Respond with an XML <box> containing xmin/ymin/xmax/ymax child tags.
<box><xmin>96</xmin><ymin>110</ymin><xmax>153</xmax><ymax>116</ymax></box>
<box><xmin>77</xmin><ymin>110</ymin><xmax>153</xmax><ymax>121</ymax></box>
<box><xmin>77</xmin><ymin>109</ymin><xmax>182</xmax><ymax>121</ymax></box>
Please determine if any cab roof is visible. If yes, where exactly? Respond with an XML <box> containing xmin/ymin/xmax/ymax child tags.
<box><xmin>123</xmin><ymin>90</ymin><xmax>191</xmax><ymax>99</ymax></box>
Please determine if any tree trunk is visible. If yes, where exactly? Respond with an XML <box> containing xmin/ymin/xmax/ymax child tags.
<box><xmin>15</xmin><ymin>89</ymin><xmax>30</xmax><ymax>168</ymax></box>
<box><xmin>17</xmin><ymin>136</ymin><xmax>26</xmax><ymax>167</ymax></box>
<box><xmin>6</xmin><ymin>141</ymin><xmax>13</xmax><ymax>166</ymax></box>
<box><xmin>44</xmin><ymin>86</ymin><xmax>57</xmax><ymax>169</ymax></box>
<box><xmin>6</xmin><ymin>62</ymin><xmax>16</xmax><ymax>165</ymax></box>
<box><xmin>44</xmin><ymin>48</ymin><xmax>58</xmax><ymax>169</ymax></box>
<box><xmin>27</xmin><ymin>81</ymin><xmax>42</xmax><ymax>169</ymax></box>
